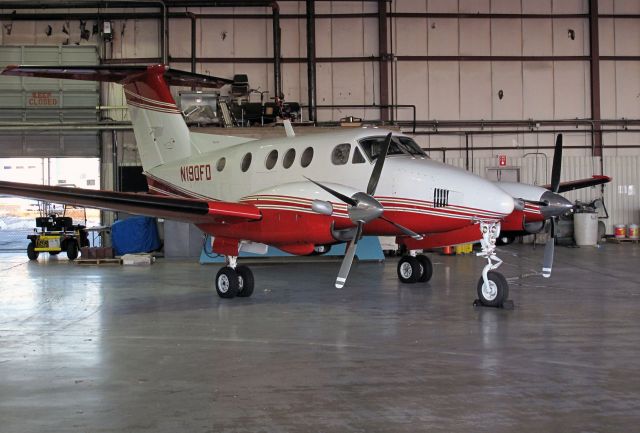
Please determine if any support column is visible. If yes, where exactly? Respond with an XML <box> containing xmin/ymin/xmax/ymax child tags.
<box><xmin>378</xmin><ymin>0</ymin><xmax>390</xmax><ymax>121</ymax></box>
<box><xmin>306</xmin><ymin>0</ymin><xmax>317</xmax><ymax>123</ymax></box>
<box><xmin>272</xmin><ymin>4</ymin><xmax>283</xmax><ymax>99</ymax></box>
<box><xmin>589</xmin><ymin>0</ymin><xmax>603</xmax><ymax>157</ymax></box>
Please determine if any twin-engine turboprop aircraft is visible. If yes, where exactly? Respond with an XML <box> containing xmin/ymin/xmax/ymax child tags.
<box><xmin>0</xmin><ymin>65</ymin><xmax>610</xmax><ymax>307</ymax></box>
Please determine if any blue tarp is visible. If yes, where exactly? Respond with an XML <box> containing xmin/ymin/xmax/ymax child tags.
<box><xmin>111</xmin><ymin>216</ymin><xmax>161</xmax><ymax>256</ymax></box>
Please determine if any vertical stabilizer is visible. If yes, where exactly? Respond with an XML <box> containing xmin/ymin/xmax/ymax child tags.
<box><xmin>122</xmin><ymin>66</ymin><xmax>192</xmax><ymax>170</ymax></box>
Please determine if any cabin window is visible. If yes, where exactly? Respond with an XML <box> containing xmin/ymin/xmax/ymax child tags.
<box><xmin>241</xmin><ymin>153</ymin><xmax>252</xmax><ymax>172</ymax></box>
<box><xmin>301</xmin><ymin>147</ymin><xmax>314</xmax><ymax>167</ymax></box>
<box><xmin>283</xmin><ymin>148</ymin><xmax>296</xmax><ymax>169</ymax></box>
<box><xmin>265</xmin><ymin>149</ymin><xmax>278</xmax><ymax>170</ymax></box>
<box><xmin>331</xmin><ymin>143</ymin><xmax>351</xmax><ymax>165</ymax></box>
<box><xmin>352</xmin><ymin>147</ymin><xmax>365</xmax><ymax>164</ymax></box>
<box><xmin>216</xmin><ymin>157</ymin><xmax>226</xmax><ymax>172</ymax></box>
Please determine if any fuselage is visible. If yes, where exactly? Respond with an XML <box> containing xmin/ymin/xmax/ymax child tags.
<box><xmin>146</xmin><ymin>128</ymin><xmax>515</xmax><ymax>250</ymax></box>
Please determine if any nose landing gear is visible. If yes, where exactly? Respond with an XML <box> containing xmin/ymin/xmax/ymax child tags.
<box><xmin>215</xmin><ymin>256</ymin><xmax>255</xmax><ymax>299</ymax></box>
<box><xmin>475</xmin><ymin>221</ymin><xmax>511</xmax><ymax>308</ymax></box>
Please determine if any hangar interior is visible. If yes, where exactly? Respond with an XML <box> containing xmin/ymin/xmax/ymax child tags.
<box><xmin>0</xmin><ymin>1</ymin><xmax>639</xmax><ymax>432</ymax></box>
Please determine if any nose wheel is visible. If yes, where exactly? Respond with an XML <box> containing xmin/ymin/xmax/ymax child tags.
<box><xmin>474</xmin><ymin>221</ymin><xmax>511</xmax><ymax>308</ymax></box>
<box><xmin>215</xmin><ymin>256</ymin><xmax>255</xmax><ymax>299</ymax></box>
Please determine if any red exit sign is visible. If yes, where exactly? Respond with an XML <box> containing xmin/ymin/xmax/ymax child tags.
<box><xmin>498</xmin><ymin>155</ymin><xmax>507</xmax><ymax>166</ymax></box>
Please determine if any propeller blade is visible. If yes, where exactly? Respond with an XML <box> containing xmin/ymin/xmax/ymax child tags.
<box><xmin>335</xmin><ymin>222</ymin><xmax>363</xmax><ymax>289</ymax></box>
<box><xmin>305</xmin><ymin>177</ymin><xmax>358</xmax><ymax>207</ymax></box>
<box><xmin>366</xmin><ymin>132</ymin><xmax>393</xmax><ymax>196</ymax></box>
<box><xmin>542</xmin><ymin>217</ymin><xmax>556</xmax><ymax>278</ymax></box>
<box><xmin>550</xmin><ymin>134</ymin><xmax>563</xmax><ymax>193</ymax></box>
<box><xmin>380</xmin><ymin>216</ymin><xmax>424</xmax><ymax>240</ymax></box>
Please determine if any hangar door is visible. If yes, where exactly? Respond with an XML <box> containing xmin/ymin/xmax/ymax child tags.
<box><xmin>0</xmin><ymin>46</ymin><xmax>100</xmax><ymax>250</ymax></box>
<box><xmin>0</xmin><ymin>45</ymin><xmax>100</xmax><ymax>157</ymax></box>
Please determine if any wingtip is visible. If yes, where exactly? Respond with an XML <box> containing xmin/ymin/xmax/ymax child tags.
<box><xmin>1</xmin><ymin>65</ymin><xmax>18</xmax><ymax>75</ymax></box>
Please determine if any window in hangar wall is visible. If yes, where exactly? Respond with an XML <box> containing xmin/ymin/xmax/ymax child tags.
<box><xmin>0</xmin><ymin>158</ymin><xmax>100</xmax><ymax>251</ymax></box>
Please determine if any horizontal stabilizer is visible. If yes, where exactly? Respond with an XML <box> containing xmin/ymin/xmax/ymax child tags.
<box><xmin>2</xmin><ymin>64</ymin><xmax>233</xmax><ymax>88</ymax></box>
<box><xmin>0</xmin><ymin>181</ymin><xmax>261</xmax><ymax>225</ymax></box>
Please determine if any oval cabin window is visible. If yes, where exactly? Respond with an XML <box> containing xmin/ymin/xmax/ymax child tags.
<box><xmin>301</xmin><ymin>147</ymin><xmax>314</xmax><ymax>167</ymax></box>
<box><xmin>283</xmin><ymin>148</ymin><xmax>296</xmax><ymax>169</ymax></box>
<box><xmin>216</xmin><ymin>157</ymin><xmax>226</xmax><ymax>172</ymax></box>
<box><xmin>241</xmin><ymin>153</ymin><xmax>252</xmax><ymax>172</ymax></box>
<box><xmin>265</xmin><ymin>149</ymin><xmax>278</xmax><ymax>170</ymax></box>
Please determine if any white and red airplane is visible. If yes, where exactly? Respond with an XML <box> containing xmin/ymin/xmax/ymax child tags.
<box><xmin>0</xmin><ymin>65</ymin><xmax>610</xmax><ymax>307</ymax></box>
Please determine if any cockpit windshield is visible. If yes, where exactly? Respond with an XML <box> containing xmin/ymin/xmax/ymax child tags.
<box><xmin>359</xmin><ymin>135</ymin><xmax>427</xmax><ymax>161</ymax></box>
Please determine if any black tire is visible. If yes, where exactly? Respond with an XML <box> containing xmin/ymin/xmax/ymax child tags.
<box><xmin>215</xmin><ymin>267</ymin><xmax>239</xmax><ymax>299</ymax></box>
<box><xmin>66</xmin><ymin>240</ymin><xmax>79</xmax><ymax>261</ymax></box>
<box><xmin>236</xmin><ymin>265</ymin><xmax>255</xmax><ymax>298</ymax></box>
<box><xmin>397</xmin><ymin>256</ymin><xmax>421</xmax><ymax>283</ymax></box>
<box><xmin>27</xmin><ymin>242</ymin><xmax>39</xmax><ymax>261</ymax></box>
<box><xmin>49</xmin><ymin>251</ymin><xmax>60</xmax><ymax>256</ymax></box>
<box><xmin>476</xmin><ymin>271</ymin><xmax>509</xmax><ymax>307</ymax></box>
<box><xmin>415</xmin><ymin>254</ymin><xmax>433</xmax><ymax>282</ymax></box>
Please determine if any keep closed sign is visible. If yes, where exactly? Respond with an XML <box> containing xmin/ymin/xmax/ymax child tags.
<box><xmin>28</xmin><ymin>92</ymin><xmax>59</xmax><ymax>107</ymax></box>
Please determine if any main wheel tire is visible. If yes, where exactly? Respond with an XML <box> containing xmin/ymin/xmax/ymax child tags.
<box><xmin>415</xmin><ymin>254</ymin><xmax>433</xmax><ymax>282</ymax></box>
<box><xmin>476</xmin><ymin>271</ymin><xmax>509</xmax><ymax>307</ymax></box>
<box><xmin>397</xmin><ymin>256</ymin><xmax>421</xmax><ymax>283</ymax></box>
<box><xmin>216</xmin><ymin>267</ymin><xmax>239</xmax><ymax>299</ymax></box>
<box><xmin>27</xmin><ymin>242</ymin><xmax>39</xmax><ymax>261</ymax></box>
<box><xmin>66</xmin><ymin>240</ymin><xmax>79</xmax><ymax>261</ymax></box>
<box><xmin>236</xmin><ymin>265</ymin><xmax>255</xmax><ymax>298</ymax></box>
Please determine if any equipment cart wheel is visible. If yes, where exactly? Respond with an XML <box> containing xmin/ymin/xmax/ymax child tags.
<box><xmin>66</xmin><ymin>240</ymin><xmax>79</xmax><ymax>261</ymax></box>
<box><xmin>27</xmin><ymin>242</ymin><xmax>39</xmax><ymax>261</ymax></box>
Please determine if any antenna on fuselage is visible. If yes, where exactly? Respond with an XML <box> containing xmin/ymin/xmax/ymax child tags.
<box><xmin>283</xmin><ymin>119</ymin><xmax>295</xmax><ymax>138</ymax></box>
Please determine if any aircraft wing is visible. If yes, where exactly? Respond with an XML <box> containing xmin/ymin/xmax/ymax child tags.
<box><xmin>0</xmin><ymin>181</ymin><xmax>261</xmax><ymax>224</ymax></box>
<box><xmin>542</xmin><ymin>175</ymin><xmax>611</xmax><ymax>193</ymax></box>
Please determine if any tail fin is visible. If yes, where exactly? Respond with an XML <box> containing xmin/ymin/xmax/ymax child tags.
<box><xmin>2</xmin><ymin>65</ymin><xmax>232</xmax><ymax>171</ymax></box>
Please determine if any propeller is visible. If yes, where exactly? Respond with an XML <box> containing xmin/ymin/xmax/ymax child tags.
<box><xmin>306</xmin><ymin>132</ymin><xmax>423</xmax><ymax>288</ymax></box>
<box><xmin>542</xmin><ymin>133</ymin><xmax>563</xmax><ymax>278</ymax></box>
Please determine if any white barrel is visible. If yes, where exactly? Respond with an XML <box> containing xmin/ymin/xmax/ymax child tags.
<box><xmin>574</xmin><ymin>212</ymin><xmax>599</xmax><ymax>246</ymax></box>
<box><xmin>629</xmin><ymin>224</ymin><xmax>639</xmax><ymax>239</ymax></box>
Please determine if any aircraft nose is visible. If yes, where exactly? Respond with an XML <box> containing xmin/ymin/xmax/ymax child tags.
<box><xmin>494</xmin><ymin>186</ymin><xmax>515</xmax><ymax>215</ymax></box>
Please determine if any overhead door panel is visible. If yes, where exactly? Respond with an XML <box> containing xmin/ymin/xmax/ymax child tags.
<box><xmin>0</xmin><ymin>45</ymin><xmax>99</xmax><ymax>158</ymax></box>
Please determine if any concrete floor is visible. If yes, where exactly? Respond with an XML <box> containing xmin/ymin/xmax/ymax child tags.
<box><xmin>0</xmin><ymin>243</ymin><xmax>639</xmax><ymax>433</ymax></box>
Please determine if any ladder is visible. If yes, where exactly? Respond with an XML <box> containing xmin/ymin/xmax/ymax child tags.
<box><xmin>218</xmin><ymin>101</ymin><xmax>234</xmax><ymax>128</ymax></box>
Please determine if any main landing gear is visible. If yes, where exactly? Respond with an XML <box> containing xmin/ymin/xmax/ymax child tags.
<box><xmin>215</xmin><ymin>256</ymin><xmax>254</xmax><ymax>299</ymax></box>
<box><xmin>397</xmin><ymin>253</ymin><xmax>433</xmax><ymax>284</ymax></box>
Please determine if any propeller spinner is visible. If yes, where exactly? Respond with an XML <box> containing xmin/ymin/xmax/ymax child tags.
<box><xmin>306</xmin><ymin>133</ymin><xmax>423</xmax><ymax>289</ymax></box>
